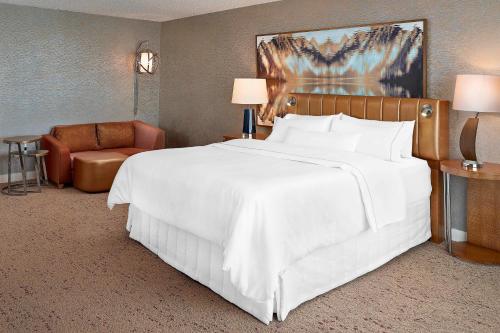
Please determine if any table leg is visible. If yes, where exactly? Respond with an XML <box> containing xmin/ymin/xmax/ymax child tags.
<box><xmin>7</xmin><ymin>143</ymin><xmax>12</xmax><ymax>194</ymax></box>
<box><xmin>444</xmin><ymin>172</ymin><xmax>452</xmax><ymax>253</ymax></box>
<box><xmin>443</xmin><ymin>172</ymin><xmax>447</xmax><ymax>244</ymax></box>
<box><xmin>34</xmin><ymin>156</ymin><xmax>41</xmax><ymax>192</ymax></box>
<box><xmin>42</xmin><ymin>156</ymin><xmax>48</xmax><ymax>185</ymax></box>
<box><xmin>17</xmin><ymin>143</ymin><xmax>27</xmax><ymax>195</ymax></box>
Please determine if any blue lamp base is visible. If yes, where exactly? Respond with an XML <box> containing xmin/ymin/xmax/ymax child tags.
<box><xmin>242</xmin><ymin>108</ymin><xmax>256</xmax><ymax>138</ymax></box>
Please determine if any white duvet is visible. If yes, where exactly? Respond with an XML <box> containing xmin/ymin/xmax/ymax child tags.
<box><xmin>108</xmin><ymin>139</ymin><xmax>429</xmax><ymax>303</ymax></box>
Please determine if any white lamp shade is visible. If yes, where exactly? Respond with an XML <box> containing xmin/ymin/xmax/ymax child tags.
<box><xmin>231</xmin><ymin>78</ymin><xmax>268</xmax><ymax>105</ymax></box>
<box><xmin>453</xmin><ymin>74</ymin><xmax>500</xmax><ymax>113</ymax></box>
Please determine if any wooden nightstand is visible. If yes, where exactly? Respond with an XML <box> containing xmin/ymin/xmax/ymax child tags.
<box><xmin>441</xmin><ymin>160</ymin><xmax>500</xmax><ymax>264</ymax></box>
<box><xmin>223</xmin><ymin>133</ymin><xmax>268</xmax><ymax>141</ymax></box>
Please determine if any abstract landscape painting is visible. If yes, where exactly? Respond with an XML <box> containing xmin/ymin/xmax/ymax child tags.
<box><xmin>256</xmin><ymin>20</ymin><xmax>425</xmax><ymax>125</ymax></box>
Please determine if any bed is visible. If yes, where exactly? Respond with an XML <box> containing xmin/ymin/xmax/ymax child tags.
<box><xmin>108</xmin><ymin>94</ymin><xmax>449</xmax><ymax>324</ymax></box>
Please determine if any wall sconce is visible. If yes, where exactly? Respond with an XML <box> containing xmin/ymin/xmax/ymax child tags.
<box><xmin>287</xmin><ymin>96</ymin><xmax>297</xmax><ymax>107</ymax></box>
<box><xmin>135</xmin><ymin>41</ymin><xmax>159</xmax><ymax>74</ymax></box>
<box><xmin>134</xmin><ymin>40</ymin><xmax>160</xmax><ymax>118</ymax></box>
<box><xmin>420</xmin><ymin>104</ymin><xmax>433</xmax><ymax>118</ymax></box>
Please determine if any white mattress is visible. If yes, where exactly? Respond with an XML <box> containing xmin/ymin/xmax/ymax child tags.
<box><xmin>126</xmin><ymin>198</ymin><xmax>431</xmax><ymax>324</ymax></box>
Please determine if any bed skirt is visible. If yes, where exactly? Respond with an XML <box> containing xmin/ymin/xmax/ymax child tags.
<box><xmin>126</xmin><ymin>200</ymin><xmax>431</xmax><ymax>324</ymax></box>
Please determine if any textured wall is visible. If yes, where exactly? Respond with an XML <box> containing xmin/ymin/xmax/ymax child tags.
<box><xmin>160</xmin><ymin>0</ymin><xmax>500</xmax><ymax>231</ymax></box>
<box><xmin>0</xmin><ymin>3</ymin><xmax>160</xmax><ymax>175</ymax></box>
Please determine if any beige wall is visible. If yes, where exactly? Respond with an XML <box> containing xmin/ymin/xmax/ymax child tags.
<box><xmin>160</xmin><ymin>0</ymin><xmax>500</xmax><ymax>232</ymax></box>
<box><xmin>160</xmin><ymin>0</ymin><xmax>500</xmax><ymax>161</ymax></box>
<box><xmin>0</xmin><ymin>3</ymin><xmax>160</xmax><ymax>175</ymax></box>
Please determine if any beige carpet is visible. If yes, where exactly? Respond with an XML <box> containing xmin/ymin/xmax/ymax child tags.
<box><xmin>0</xmin><ymin>187</ymin><xmax>499</xmax><ymax>332</ymax></box>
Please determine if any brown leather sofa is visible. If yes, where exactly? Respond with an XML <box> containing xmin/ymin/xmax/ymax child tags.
<box><xmin>41</xmin><ymin>120</ymin><xmax>165</xmax><ymax>189</ymax></box>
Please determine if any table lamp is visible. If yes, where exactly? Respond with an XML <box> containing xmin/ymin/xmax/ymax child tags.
<box><xmin>452</xmin><ymin>74</ymin><xmax>500</xmax><ymax>169</ymax></box>
<box><xmin>231</xmin><ymin>78</ymin><xmax>268</xmax><ymax>138</ymax></box>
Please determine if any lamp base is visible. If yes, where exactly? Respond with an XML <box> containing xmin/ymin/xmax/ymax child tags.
<box><xmin>459</xmin><ymin>116</ymin><xmax>479</xmax><ymax>161</ymax></box>
<box><xmin>462</xmin><ymin>160</ymin><xmax>482</xmax><ymax>170</ymax></box>
<box><xmin>242</xmin><ymin>108</ymin><xmax>256</xmax><ymax>139</ymax></box>
<box><xmin>241</xmin><ymin>133</ymin><xmax>254</xmax><ymax>139</ymax></box>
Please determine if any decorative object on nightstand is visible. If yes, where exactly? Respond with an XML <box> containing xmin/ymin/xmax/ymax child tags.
<box><xmin>452</xmin><ymin>74</ymin><xmax>500</xmax><ymax>170</ymax></box>
<box><xmin>223</xmin><ymin>133</ymin><xmax>268</xmax><ymax>142</ymax></box>
<box><xmin>441</xmin><ymin>160</ymin><xmax>500</xmax><ymax>264</ymax></box>
<box><xmin>231</xmin><ymin>78</ymin><xmax>268</xmax><ymax>139</ymax></box>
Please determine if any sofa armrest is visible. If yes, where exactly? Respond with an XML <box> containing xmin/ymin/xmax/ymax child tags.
<box><xmin>133</xmin><ymin>121</ymin><xmax>165</xmax><ymax>150</ymax></box>
<box><xmin>40</xmin><ymin>134</ymin><xmax>72</xmax><ymax>187</ymax></box>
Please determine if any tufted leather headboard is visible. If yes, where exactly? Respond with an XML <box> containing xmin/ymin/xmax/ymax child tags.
<box><xmin>285</xmin><ymin>93</ymin><xmax>449</xmax><ymax>161</ymax></box>
<box><xmin>284</xmin><ymin>93</ymin><xmax>449</xmax><ymax>243</ymax></box>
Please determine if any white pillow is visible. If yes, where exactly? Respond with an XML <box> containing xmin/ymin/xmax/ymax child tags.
<box><xmin>284</xmin><ymin>113</ymin><xmax>341</xmax><ymax>121</ymax></box>
<box><xmin>399</xmin><ymin>122</ymin><xmax>415</xmax><ymax>158</ymax></box>
<box><xmin>339</xmin><ymin>115</ymin><xmax>415</xmax><ymax>159</ymax></box>
<box><xmin>266</xmin><ymin>116</ymin><xmax>334</xmax><ymax>142</ymax></box>
<box><xmin>282</xmin><ymin>127</ymin><xmax>360</xmax><ymax>152</ymax></box>
<box><xmin>331</xmin><ymin>117</ymin><xmax>403</xmax><ymax>161</ymax></box>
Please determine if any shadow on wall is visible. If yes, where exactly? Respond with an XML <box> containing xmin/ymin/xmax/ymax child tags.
<box><xmin>165</xmin><ymin>130</ymin><xmax>190</xmax><ymax>148</ymax></box>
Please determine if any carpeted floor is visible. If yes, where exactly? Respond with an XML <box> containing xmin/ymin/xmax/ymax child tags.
<box><xmin>0</xmin><ymin>187</ymin><xmax>499</xmax><ymax>332</ymax></box>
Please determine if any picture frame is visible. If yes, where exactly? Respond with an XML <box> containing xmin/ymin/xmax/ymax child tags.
<box><xmin>256</xmin><ymin>19</ymin><xmax>427</xmax><ymax>126</ymax></box>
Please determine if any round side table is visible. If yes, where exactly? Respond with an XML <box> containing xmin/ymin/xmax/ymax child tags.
<box><xmin>10</xmin><ymin>150</ymin><xmax>49</xmax><ymax>192</ymax></box>
<box><xmin>2</xmin><ymin>135</ymin><xmax>43</xmax><ymax>195</ymax></box>
<box><xmin>441</xmin><ymin>160</ymin><xmax>500</xmax><ymax>264</ymax></box>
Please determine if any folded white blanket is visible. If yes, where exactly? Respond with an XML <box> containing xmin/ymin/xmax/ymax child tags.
<box><xmin>108</xmin><ymin>139</ymin><xmax>414</xmax><ymax>302</ymax></box>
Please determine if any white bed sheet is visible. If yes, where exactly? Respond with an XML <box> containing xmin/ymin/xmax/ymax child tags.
<box><xmin>109</xmin><ymin>140</ymin><xmax>431</xmax><ymax>304</ymax></box>
<box><xmin>126</xmin><ymin>198</ymin><xmax>430</xmax><ymax>324</ymax></box>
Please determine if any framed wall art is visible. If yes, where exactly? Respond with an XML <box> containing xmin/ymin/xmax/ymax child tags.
<box><xmin>256</xmin><ymin>19</ymin><xmax>426</xmax><ymax>125</ymax></box>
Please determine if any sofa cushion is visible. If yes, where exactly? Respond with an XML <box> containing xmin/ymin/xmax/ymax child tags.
<box><xmin>53</xmin><ymin>124</ymin><xmax>99</xmax><ymax>153</ymax></box>
<box><xmin>70</xmin><ymin>151</ymin><xmax>128</xmax><ymax>167</ymax></box>
<box><xmin>72</xmin><ymin>151</ymin><xmax>128</xmax><ymax>193</ymax></box>
<box><xmin>100</xmin><ymin>147</ymin><xmax>147</xmax><ymax>156</ymax></box>
<box><xmin>97</xmin><ymin>122</ymin><xmax>135</xmax><ymax>149</ymax></box>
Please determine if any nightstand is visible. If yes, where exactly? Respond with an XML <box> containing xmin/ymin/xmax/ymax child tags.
<box><xmin>441</xmin><ymin>160</ymin><xmax>500</xmax><ymax>264</ymax></box>
<box><xmin>223</xmin><ymin>133</ymin><xmax>268</xmax><ymax>141</ymax></box>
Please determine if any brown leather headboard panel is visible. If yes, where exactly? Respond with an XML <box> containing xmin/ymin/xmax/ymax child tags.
<box><xmin>285</xmin><ymin>94</ymin><xmax>449</xmax><ymax>161</ymax></box>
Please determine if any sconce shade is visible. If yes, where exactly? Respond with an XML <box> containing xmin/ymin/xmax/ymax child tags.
<box><xmin>231</xmin><ymin>78</ymin><xmax>268</xmax><ymax>105</ymax></box>
<box><xmin>453</xmin><ymin>74</ymin><xmax>500</xmax><ymax>113</ymax></box>
<box><xmin>139</xmin><ymin>51</ymin><xmax>153</xmax><ymax>73</ymax></box>
<box><xmin>135</xmin><ymin>41</ymin><xmax>159</xmax><ymax>75</ymax></box>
